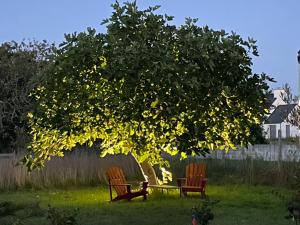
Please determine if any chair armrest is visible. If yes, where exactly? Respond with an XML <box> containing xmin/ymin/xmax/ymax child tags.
<box><xmin>126</xmin><ymin>181</ymin><xmax>148</xmax><ymax>189</ymax></box>
<box><xmin>177</xmin><ymin>178</ymin><xmax>187</xmax><ymax>187</ymax></box>
<box><xmin>201</xmin><ymin>178</ymin><xmax>207</xmax><ymax>187</ymax></box>
<box><xmin>109</xmin><ymin>178</ymin><xmax>129</xmax><ymax>185</ymax></box>
<box><xmin>108</xmin><ymin>178</ymin><xmax>131</xmax><ymax>189</ymax></box>
<box><xmin>109</xmin><ymin>183</ymin><xmax>131</xmax><ymax>187</ymax></box>
<box><xmin>107</xmin><ymin>179</ymin><xmax>132</xmax><ymax>199</ymax></box>
<box><xmin>127</xmin><ymin>180</ymin><xmax>144</xmax><ymax>185</ymax></box>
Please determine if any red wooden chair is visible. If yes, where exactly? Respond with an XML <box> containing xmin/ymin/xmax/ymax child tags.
<box><xmin>177</xmin><ymin>163</ymin><xmax>207</xmax><ymax>198</ymax></box>
<box><xmin>106</xmin><ymin>166</ymin><xmax>148</xmax><ymax>202</ymax></box>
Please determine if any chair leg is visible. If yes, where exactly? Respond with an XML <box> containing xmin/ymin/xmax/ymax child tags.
<box><xmin>201</xmin><ymin>191</ymin><xmax>206</xmax><ymax>199</ymax></box>
<box><xmin>109</xmin><ymin>185</ymin><xmax>113</xmax><ymax>202</ymax></box>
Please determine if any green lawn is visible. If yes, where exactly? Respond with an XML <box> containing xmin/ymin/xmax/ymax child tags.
<box><xmin>0</xmin><ymin>185</ymin><xmax>296</xmax><ymax>225</ymax></box>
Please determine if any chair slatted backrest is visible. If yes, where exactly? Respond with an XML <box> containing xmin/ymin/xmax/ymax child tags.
<box><xmin>106</xmin><ymin>167</ymin><xmax>127</xmax><ymax>196</ymax></box>
<box><xmin>186</xmin><ymin>163</ymin><xmax>206</xmax><ymax>187</ymax></box>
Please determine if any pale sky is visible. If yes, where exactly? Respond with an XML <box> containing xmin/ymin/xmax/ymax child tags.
<box><xmin>1</xmin><ymin>0</ymin><xmax>299</xmax><ymax>93</ymax></box>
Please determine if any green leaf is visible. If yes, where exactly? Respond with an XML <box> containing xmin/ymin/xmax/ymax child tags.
<box><xmin>150</xmin><ymin>99</ymin><xmax>159</xmax><ymax>108</ymax></box>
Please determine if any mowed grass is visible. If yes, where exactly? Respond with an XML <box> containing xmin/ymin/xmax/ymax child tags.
<box><xmin>0</xmin><ymin>185</ymin><xmax>296</xmax><ymax>225</ymax></box>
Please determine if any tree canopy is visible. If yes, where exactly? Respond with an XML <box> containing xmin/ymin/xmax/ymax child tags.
<box><xmin>24</xmin><ymin>2</ymin><xmax>272</xmax><ymax>170</ymax></box>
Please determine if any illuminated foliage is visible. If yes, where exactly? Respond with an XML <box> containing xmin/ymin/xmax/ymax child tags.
<box><xmin>24</xmin><ymin>2</ymin><xmax>271</xmax><ymax>170</ymax></box>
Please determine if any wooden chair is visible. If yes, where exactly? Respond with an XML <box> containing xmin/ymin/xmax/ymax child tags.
<box><xmin>106</xmin><ymin>166</ymin><xmax>148</xmax><ymax>202</ymax></box>
<box><xmin>177</xmin><ymin>163</ymin><xmax>207</xmax><ymax>198</ymax></box>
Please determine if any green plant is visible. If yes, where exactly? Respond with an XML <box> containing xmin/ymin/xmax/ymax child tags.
<box><xmin>47</xmin><ymin>205</ymin><xmax>78</xmax><ymax>225</ymax></box>
<box><xmin>24</xmin><ymin>1</ymin><xmax>271</xmax><ymax>173</ymax></box>
<box><xmin>286</xmin><ymin>191</ymin><xmax>300</xmax><ymax>224</ymax></box>
<box><xmin>0</xmin><ymin>201</ymin><xmax>17</xmax><ymax>217</ymax></box>
<box><xmin>191</xmin><ymin>198</ymin><xmax>219</xmax><ymax>225</ymax></box>
<box><xmin>12</xmin><ymin>218</ymin><xmax>24</xmax><ymax>225</ymax></box>
<box><xmin>0</xmin><ymin>201</ymin><xmax>43</xmax><ymax>225</ymax></box>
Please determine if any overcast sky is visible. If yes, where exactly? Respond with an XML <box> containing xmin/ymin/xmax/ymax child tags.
<box><xmin>1</xmin><ymin>0</ymin><xmax>299</xmax><ymax>93</ymax></box>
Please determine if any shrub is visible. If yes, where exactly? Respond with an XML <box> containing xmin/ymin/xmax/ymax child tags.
<box><xmin>191</xmin><ymin>198</ymin><xmax>219</xmax><ymax>225</ymax></box>
<box><xmin>47</xmin><ymin>205</ymin><xmax>78</xmax><ymax>225</ymax></box>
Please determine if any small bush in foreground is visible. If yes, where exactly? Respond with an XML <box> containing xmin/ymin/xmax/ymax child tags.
<box><xmin>47</xmin><ymin>205</ymin><xmax>78</xmax><ymax>225</ymax></box>
<box><xmin>0</xmin><ymin>201</ymin><xmax>18</xmax><ymax>217</ymax></box>
<box><xmin>191</xmin><ymin>198</ymin><xmax>219</xmax><ymax>225</ymax></box>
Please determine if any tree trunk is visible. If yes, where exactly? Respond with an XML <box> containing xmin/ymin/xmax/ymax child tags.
<box><xmin>130</xmin><ymin>154</ymin><xmax>158</xmax><ymax>185</ymax></box>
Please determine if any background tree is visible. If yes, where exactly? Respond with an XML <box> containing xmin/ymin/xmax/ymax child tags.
<box><xmin>24</xmin><ymin>2</ymin><xmax>272</xmax><ymax>171</ymax></box>
<box><xmin>0</xmin><ymin>41</ymin><xmax>54</xmax><ymax>153</ymax></box>
<box><xmin>281</xmin><ymin>84</ymin><xmax>300</xmax><ymax>128</ymax></box>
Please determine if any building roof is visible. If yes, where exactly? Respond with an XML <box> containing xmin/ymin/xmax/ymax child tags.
<box><xmin>265</xmin><ymin>104</ymin><xmax>297</xmax><ymax>124</ymax></box>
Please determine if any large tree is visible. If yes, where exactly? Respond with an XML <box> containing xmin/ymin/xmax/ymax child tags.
<box><xmin>0</xmin><ymin>41</ymin><xmax>54</xmax><ymax>153</ymax></box>
<box><xmin>24</xmin><ymin>2</ymin><xmax>271</xmax><ymax>171</ymax></box>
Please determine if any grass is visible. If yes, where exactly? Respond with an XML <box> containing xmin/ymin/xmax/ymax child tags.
<box><xmin>1</xmin><ymin>151</ymin><xmax>300</xmax><ymax>224</ymax></box>
<box><xmin>0</xmin><ymin>184</ymin><xmax>296</xmax><ymax>225</ymax></box>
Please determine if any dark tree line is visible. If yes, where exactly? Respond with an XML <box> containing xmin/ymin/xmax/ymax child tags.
<box><xmin>0</xmin><ymin>41</ymin><xmax>54</xmax><ymax>153</ymax></box>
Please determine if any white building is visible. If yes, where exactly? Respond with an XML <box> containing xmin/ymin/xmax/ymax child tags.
<box><xmin>263</xmin><ymin>89</ymin><xmax>299</xmax><ymax>139</ymax></box>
